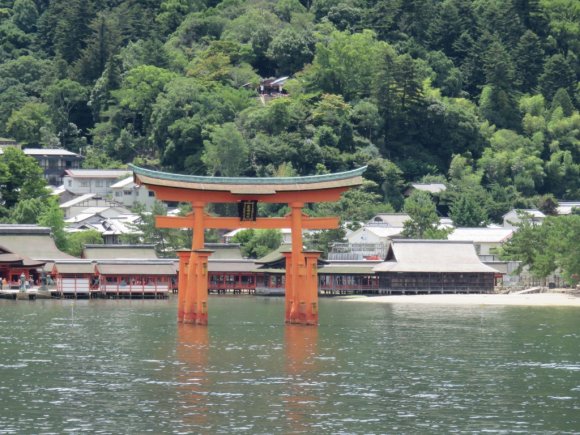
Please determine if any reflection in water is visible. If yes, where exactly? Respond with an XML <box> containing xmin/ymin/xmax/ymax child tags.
<box><xmin>176</xmin><ymin>324</ymin><xmax>209</xmax><ymax>430</ymax></box>
<box><xmin>285</xmin><ymin>325</ymin><xmax>319</xmax><ymax>432</ymax></box>
<box><xmin>1</xmin><ymin>298</ymin><xmax>579</xmax><ymax>433</ymax></box>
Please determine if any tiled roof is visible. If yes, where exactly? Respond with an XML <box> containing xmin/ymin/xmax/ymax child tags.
<box><xmin>64</xmin><ymin>169</ymin><xmax>131</xmax><ymax>178</ymax></box>
<box><xmin>82</xmin><ymin>244</ymin><xmax>158</xmax><ymax>260</ymax></box>
<box><xmin>23</xmin><ymin>148</ymin><xmax>82</xmax><ymax>157</ymax></box>
<box><xmin>60</xmin><ymin>193</ymin><xmax>97</xmax><ymax>208</ymax></box>
<box><xmin>53</xmin><ymin>261</ymin><xmax>96</xmax><ymax>274</ymax></box>
<box><xmin>373</xmin><ymin>240</ymin><xmax>497</xmax><ymax>273</ymax></box>
<box><xmin>208</xmin><ymin>259</ymin><xmax>257</xmax><ymax>273</ymax></box>
<box><xmin>447</xmin><ymin>228</ymin><xmax>514</xmax><ymax>243</ymax></box>
<box><xmin>204</xmin><ymin>243</ymin><xmax>243</xmax><ymax>259</ymax></box>
<box><xmin>96</xmin><ymin>261</ymin><xmax>176</xmax><ymax>275</ymax></box>
<box><xmin>0</xmin><ymin>225</ymin><xmax>76</xmax><ymax>260</ymax></box>
<box><xmin>110</xmin><ymin>177</ymin><xmax>134</xmax><ymax>188</ymax></box>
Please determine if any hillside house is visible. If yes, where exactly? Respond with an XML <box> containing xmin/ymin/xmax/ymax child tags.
<box><xmin>503</xmin><ymin>209</ymin><xmax>546</xmax><ymax>228</ymax></box>
<box><xmin>63</xmin><ymin>169</ymin><xmax>132</xmax><ymax>196</ymax></box>
<box><xmin>110</xmin><ymin>177</ymin><xmax>157</xmax><ymax>210</ymax></box>
<box><xmin>60</xmin><ymin>194</ymin><xmax>127</xmax><ymax>219</ymax></box>
<box><xmin>22</xmin><ymin>148</ymin><xmax>83</xmax><ymax>185</ymax></box>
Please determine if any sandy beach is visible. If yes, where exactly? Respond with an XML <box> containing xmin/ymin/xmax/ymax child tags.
<box><xmin>346</xmin><ymin>292</ymin><xmax>580</xmax><ymax>307</ymax></box>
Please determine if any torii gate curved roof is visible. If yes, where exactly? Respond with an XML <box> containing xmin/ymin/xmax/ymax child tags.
<box><xmin>129</xmin><ymin>164</ymin><xmax>367</xmax><ymax>195</ymax></box>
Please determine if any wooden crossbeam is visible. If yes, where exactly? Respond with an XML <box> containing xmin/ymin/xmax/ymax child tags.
<box><xmin>156</xmin><ymin>215</ymin><xmax>339</xmax><ymax>230</ymax></box>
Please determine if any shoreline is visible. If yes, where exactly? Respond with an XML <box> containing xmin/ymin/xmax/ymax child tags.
<box><xmin>344</xmin><ymin>292</ymin><xmax>580</xmax><ymax>307</ymax></box>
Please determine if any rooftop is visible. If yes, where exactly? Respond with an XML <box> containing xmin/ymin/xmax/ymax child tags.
<box><xmin>130</xmin><ymin>164</ymin><xmax>366</xmax><ymax>195</ymax></box>
<box><xmin>64</xmin><ymin>169</ymin><xmax>132</xmax><ymax>178</ymax></box>
<box><xmin>447</xmin><ymin>227</ymin><xmax>514</xmax><ymax>243</ymax></box>
<box><xmin>82</xmin><ymin>244</ymin><xmax>158</xmax><ymax>260</ymax></box>
<box><xmin>373</xmin><ymin>240</ymin><xmax>498</xmax><ymax>274</ymax></box>
<box><xmin>410</xmin><ymin>183</ymin><xmax>447</xmax><ymax>194</ymax></box>
<box><xmin>21</xmin><ymin>148</ymin><xmax>82</xmax><ymax>157</ymax></box>
<box><xmin>110</xmin><ymin>177</ymin><xmax>134</xmax><ymax>189</ymax></box>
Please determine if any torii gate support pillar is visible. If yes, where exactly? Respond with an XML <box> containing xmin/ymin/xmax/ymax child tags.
<box><xmin>284</xmin><ymin>250</ymin><xmax>322</xmax><ymax>325</ymax></box>
<box><xmin>183</xmin><ymin>249</ymin><xmax>213</xmax><ymax>325</ymax></box>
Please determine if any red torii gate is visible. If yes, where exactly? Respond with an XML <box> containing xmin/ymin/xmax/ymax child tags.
<box><xmin>130</xmin><ymin>165</ymin><xmax>366</xmax><ymax>325</ymax></box>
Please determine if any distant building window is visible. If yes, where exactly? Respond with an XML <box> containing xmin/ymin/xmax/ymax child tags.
<box><xmin>65</xmin><ymin>160</ymin><xmax>72</xmax><ymax>168</ymax></box>
<box><xmin>95</xmin><ymin>179</ymin><xmax>104</xmax><ymax>187</ymax></box>
<box><xmin>123</xmin><ymin>190</ymin><xmax>132</xmax><ymax>196</ymax></box>
<box><xmin>80</xmin><ymin>180</ymin><xmax>89</xmax><ymax>187</ymax></box>
<box><xmin>148</xmin><ymin>191</ymin><xmax>155</xmax><ymax>197</ymax></box>
<box><xmin>67</xmin><ymin>180</ymin><xmax>72</xmax><ymax>187</ymax></box>
<box><xmin>115</xmin><ymin>191</ymin><xmax>122</xmax><ymax>197</ymax></box>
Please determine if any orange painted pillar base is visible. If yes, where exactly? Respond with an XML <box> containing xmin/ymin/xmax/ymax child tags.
<box><xmin>301</xmin><ymin>251</ymin><xmax>321</xmax><ymax>325</ymax></box>
<box><xmin>183</xmin><ymin>249</ymin><xmax>213</xmax><ymax>325</ymax></box>
<box><xmin>176</xmin><ymin>250</ymin><xmax>191</xmax><ymax>322</ymax></box>
<box><xmin>285</xmin><ymin>251</ymin><xmax>321</xmax><ymax>325</ymax></box>
<box><xmin>283</xmin><ymin>252</ymin><xmax>293</xmax><ymax>322</ymax></box>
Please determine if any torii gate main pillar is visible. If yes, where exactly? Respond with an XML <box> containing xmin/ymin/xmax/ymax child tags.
<box><xmin>130</xmin><ymin>164</ymin><xmax>366</xmax><ymax>326</ymax></box>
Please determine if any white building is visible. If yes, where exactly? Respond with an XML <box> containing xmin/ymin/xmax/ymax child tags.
<box><xmin>405</xmin><ymin>182</ymin><xmax>447</xmax><ymax>196</ymax></box>
<box><xmin>65</xmin><ymin>208</ymin><xmax>141</xmax><ymax>245</ymax></box>
<box><xmin>346</xmin><ymin>226</ymin><xmax>404</xmax><ymax>245</ymax></box>
<box><xmin>557</xmin><ymin>201</ymin><xmax>580</xmax><ymax>215</ymax></box>
<box><xmin>60</xmin><ymin>194</ymin><xmax>125</xmax><ymax>219</ymax></box>
<box><xmin>447</xmin><ymin>227</ymin><xmax>514</xmax><ymax>256</ymax></box>
<box><xmin>63</xmin><ymin>169</ymin><xmax>132</xmax><ymax>196</ymax></box>
<box><xmin>503</xmin><ymin>209</ymin><xmax>546</xmax><ymax>228</ymax></box>
<box><xmin>110</xmin><ymin>177</ymin><xmax>156</xmax><ymax>210</ymax></box>
<box><xmin>367</xmin><ymin>213</ymin><xmax>411</xmax><ymax>227</ymax></box>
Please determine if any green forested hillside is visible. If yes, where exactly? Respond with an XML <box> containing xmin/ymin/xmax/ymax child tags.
<box><xmin>1</xmin><ymin>0</ymin><xmax>579</xmax><ymax>224</ymax></box>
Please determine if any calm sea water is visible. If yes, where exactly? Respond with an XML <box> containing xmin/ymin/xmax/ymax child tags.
<box><xmin>0</xmin><ymin>297</ymin><xmax>579</xmax><ymax>434</ymax></box>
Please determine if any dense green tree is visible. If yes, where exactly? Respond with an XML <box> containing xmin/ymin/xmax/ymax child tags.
<box><xmin>231</xmin><ymin>228</ymin><xmax>283</xmax><ymax>259</ymax></box>
<box><xmin>551</xmin><ymin>88</ymin><xmax>575</xmax><ymax>117</ymax></box>
<box><xmin>9</xmin><ymin>197</ymin><xmax>46</xmax><ymax>224</ymax></box>
<box><xmin>428</xmin><ymin>0</ymin><xmax>463</xmax><ymax>56</ymax></box>
<box><xmin>202</xmin><ymin>123</ymin><xmax>249</xmax><ymax>176</ymax></box>
<box><xmin>449</xmin><ymin>190</ymin><xmax>489</xmax><ymax>227</ymax></box>
<box><xmin>156</xmin><ymin>0</ymin><xmax>204</xmax><ymax>35</ymax></box>
<box><xmin>501</xmin><ymin>214</ymin><xmax>580</xmax><ymax>285</ymax></box>
<box><xmin>64</xmin><ymin>230</ymin><xmax>103</xmax><ymax>257</ymax></box>
<box><xmin>0</xmin><ymin>147</ymin><xmax>48</xmax><ymax>214</ymax></box>
<box><xmin>313</xmin><ymin>180</ymin><xmax>394</xmax><ymax>222</ymax></box>
<box><xmin>6</xmin><ymin>101</ymin><xmax>53</xmax><ymax>146</ymax></box>
<box><xmin>37</xmin><ymin>0</ymin><xmax>94</xmax><ymax>63</ymax></box>
<box><xmin>513</xmin><ymin>30</ymin><xmax>544</xmax><ymax>91</ymax></box>
<box><xmin>267</xmin><ymin>26</ymin><xmax>315</xmax><ymax>75</ymax></box>
<box><xmin>11</xmin><ymin>0</ymin><xmax>38</xmax><ymax>33</ymax></box>
<box><xmin>74</xmin><ymin>11</ymin><xmax>123</xmax><ymax>84</ymax></box>
<box><xmin>307</xmin><ymin>29</ymin><xmax>387</xmax><ymax>101</ymax></box>
<box><xmin>480</xmin><ymin>37</ymin><xmax>519</xmax><ymax>129</ymax></box>
<box><xmin>113</xmin><ymin>65</ymin><xmax>177</xmax><ymax>135</ymax></box>
<box><xmin>42</xmin><ymin>79</ymin><xmax>88</xmax><ymax>151</ymax></box>
<box><xmin>478</xmin><ymin>129</ymin><xmax>545</xmax><ymax>195</ymax></box>
<box><xmin>149</xmin><ymin>78</ymin><xmax>253</xmax><ymax>172</ymax></box>
<box><xmin>37</xmin><ymin>197</ymin><xmax>67</xmax><ymax>250</ymax></box>
<box><xmin>539</xmin><ymin>54</ymin><xmax>576</xmax><ymax>102</ymax></box>
<box><xmin>541</xmin><ymin>0</ymin><xmax>580</xmax><ymax>55</ymax></box>
<box><xmin>401</xmin><ymin>190</ymin><xmax>451</xmax><ymax>239</ymax></box>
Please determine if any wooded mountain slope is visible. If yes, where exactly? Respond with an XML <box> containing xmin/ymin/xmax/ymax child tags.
<box><xmin>0</xmin><ymin>0</ymin><xmax>579</xmax><ymax>224</ymax></box>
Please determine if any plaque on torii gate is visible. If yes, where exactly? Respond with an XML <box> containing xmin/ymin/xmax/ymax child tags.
<box><xmin>130</xmin><ymin>164</ymin><xmax>366</xmax><ymax>325</ymax></box>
